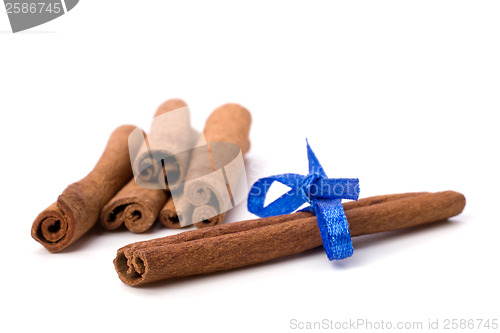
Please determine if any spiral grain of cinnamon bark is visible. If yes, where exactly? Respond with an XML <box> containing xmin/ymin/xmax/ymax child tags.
<box><xmin>32</xmin><ymin>125</ymin><xmax>138</xmax><ymax>252</ymax></box>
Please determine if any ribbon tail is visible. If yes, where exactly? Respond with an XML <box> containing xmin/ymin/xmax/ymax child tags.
<box><xmin>313</xmin><ymin>199</ymin><xmax>353</xmax><ymax>260</ymax></box>
<box><xmin>306</xmin><ymin>140</ymin><xmax>327</xmax><ymax>178</ymax></box>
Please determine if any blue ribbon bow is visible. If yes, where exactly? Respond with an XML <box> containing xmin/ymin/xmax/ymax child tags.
<box><xmin>247</xmin><ymin>140</ymin><xmax>360</xmax><ymax>260</ymax></box>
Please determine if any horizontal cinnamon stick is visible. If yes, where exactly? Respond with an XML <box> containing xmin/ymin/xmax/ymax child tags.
<box><xmin>32</xmin><ymin>125</ymin><xmax>138</xmax><ymax>252</ymax></box>
<box><xmin>114</xmin><ymin>191</ymin><xmax>465</xmax><ymax>286</ymax></box>
<box><xmin>131</xmin><ymin>192</ymin><xmax>426</xmax><ymax>249</ymax></box>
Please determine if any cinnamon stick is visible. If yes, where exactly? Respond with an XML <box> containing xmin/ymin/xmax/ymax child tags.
<box><xmin>114</xmin><ymin>191</ymin><xmax>465</xmax><ymax>286</ymax></box>
<box><xmin>100</xmin><ymin>99</ymin><xmax>193</xmax><ymax>233</ymax></box>
<box><xmin>120</xmin><ymin>192</ymin><xmax>428</xmax><ymax>260</ymax></box>
<box><xmin>183</xmin><ymin>103</ymin><xmax>251</xmax><ymax>228</ymax></box>
<box><xmin>132</xmin><ymin>99</ymin><xmax>195</xmax><ymax>190</ymax></box>
<box><xmin>99</xmin><ymin>179</ymin><xmax>168</xmax><ymax>233</ymax></box>
<box><xmin>159</xmin><ymin>194</ymin><xmax>194</xmax><ymax>229</ymax></box>
<box><xmin>32</xmin><ymin>125</ymin><xmax>138</xmax><ymax>252</ymax></box>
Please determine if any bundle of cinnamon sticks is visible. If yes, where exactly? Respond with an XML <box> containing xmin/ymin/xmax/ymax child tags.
<box><xmin>31</xmin><ymin>97</ymin><xmax>466</xmax><ymax>288</ymax></box>
<box><xmin>32</xmin><ymin>99</ymin><xmax>252</xmax><ymax>252</ymax></box>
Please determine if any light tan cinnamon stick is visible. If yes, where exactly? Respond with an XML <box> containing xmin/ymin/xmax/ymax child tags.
<box><xmin>183</xmin><ymin>103</ymin><xmax>252</xmax><ymax>228</ymax></box>
<box><xmin>32</xmin><ymin>125</ymin><xmax>138</xmax><ymax>252</ymax></box>
<box><xmin>114</xmin><ymin>191</ymin><xmax>465</xmax><ymax>286</ymax></box>
<box><xmin>133</xmin><ymin>99</ymin><xmax>195</xmax><ymax>190</ymax></box>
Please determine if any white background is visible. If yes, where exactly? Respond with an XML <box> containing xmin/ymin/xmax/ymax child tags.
<box><xmin>1</xmin><ymin>1</ymin><xmax>499</xmax><ymax>332</ymax></box>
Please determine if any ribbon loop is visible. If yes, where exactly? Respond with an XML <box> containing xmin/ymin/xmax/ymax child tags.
<box><xmin>247</xmin><ymin>140</ymin><xmax>359</xmax><ymax>261</ymax></box>
<box><xmin>247</xmin><ymin>174</ymin><xmax>307</xmax><ymax>218</ymax></box>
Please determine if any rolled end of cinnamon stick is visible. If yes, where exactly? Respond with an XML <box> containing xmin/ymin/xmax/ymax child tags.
<box><xmin>100</xmin><ymin>180</ymin><xmax>168</xmax><ymax>233</ymax></box>
<box><xmin>123</xmin><ymin>203</ymin><xmax>157</xmax><ymax>233</ymax></box>
<box><xmin>184</xmin><ymin>180</ymin><xmax>212</xmax><ymax>206</ymax></box>
<box><xmin>101</xmin><ymin>199</ymin><xmax>158</xmax><ymax>233</ymax></box>
<box><xmin>159</xmin><ymin>196</ymin><xmax>193</xmax><ymax>229</ymax></box>
<box><xmin>193</xmin><ymin>206</ymin><xmax>224</xmax><ymax>228</ymax></box>
<box><xmin>114</xmin><ymin>249</ymin><xmax>147</xmax><ymax>286</ymax></box>
<box><xmin>32</xmin><ymin>125</ymin><xmax>137</xmax><ymax>252</ymax></box>
<box><xmin>100</xmin><ymin>202</ymin><xmax>126</xmax><ymax>231</ymax></box>
<box><xmin>32</xmin><ymin>202</ymin><xmax>74</xmax><ymax>253</ymax></box>
<box><xmin>135</xmin><ymin>98</ymin><xmax>191</xmax><ymax>188</ymax></box>
<box><xmin>182</xmin><ymin>103</ymin><xmax>251</xmax><ymax>227</ymax></box>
